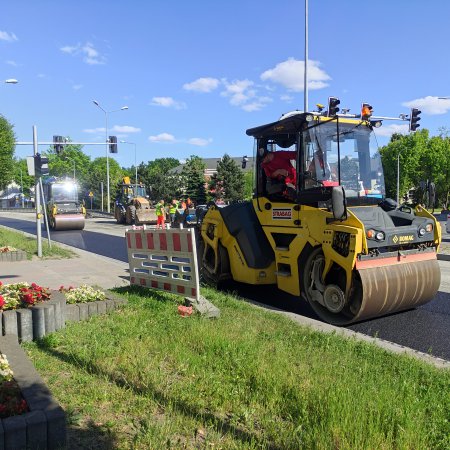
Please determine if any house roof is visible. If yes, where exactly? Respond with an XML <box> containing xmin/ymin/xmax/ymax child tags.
<box><xmin>170</xmin><ymin>156</ymin><xmax>255</xmax><ymax>175</ymax></box>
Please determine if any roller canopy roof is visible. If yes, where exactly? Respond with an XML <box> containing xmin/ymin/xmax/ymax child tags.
<box><xmin>246</xmin><ymin>112</ymin><xmax>308</xmax><ymax>138</ymax></box>
<box><xmin>246</xmin><ymin>113</ymin><xmax>308</xmax><ymax>148</ymax></box>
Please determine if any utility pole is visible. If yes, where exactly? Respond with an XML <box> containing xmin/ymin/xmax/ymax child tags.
<box><xmin>304</xmin><ymin>0</ymin><xmax>308</xmax><ymax>113</ymax></box>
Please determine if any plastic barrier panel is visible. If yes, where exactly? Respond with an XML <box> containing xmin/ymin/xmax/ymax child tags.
<box><xmin>126</xmin><ymin>227</ymin><xmax>200</xmax><ymax>301</ymax></box>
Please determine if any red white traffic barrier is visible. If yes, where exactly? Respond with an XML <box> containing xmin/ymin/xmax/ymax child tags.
<box><xmin>126</xmin><ymin>228</ymin><xmax>200</xmax><ymax>301</ymax></box>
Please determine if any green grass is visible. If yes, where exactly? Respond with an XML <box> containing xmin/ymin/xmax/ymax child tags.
<box><xmin>0</xmin><ymin>226</ymin><xmax>75</xmax><ymax>259</ymax></box>
<box><xmin>24</xmin><ymin>286</ymin><xmax>449</xmax><ymax>449</ymax></box>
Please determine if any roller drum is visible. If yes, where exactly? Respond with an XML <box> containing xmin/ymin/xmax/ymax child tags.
<box><xmin>307</xmin><ymin>257</ymin><xmax>440</xmax><ymax>326</ymax></box>
<box><xmin>53</xmin><ymin>214</ymin><xmax>85</xmax><ymax>231</ymax></box>
<box><xmin>355</xmin><ymin>258</ymin><xmax>440</xmax><ymax>322</ymax></box>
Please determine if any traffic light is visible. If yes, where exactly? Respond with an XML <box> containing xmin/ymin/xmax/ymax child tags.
<box><xmin>409</xmin><ymin>108</ymin><xmax>421</xmax><ymax>132</ymax></box>
<box><xmin>53</xmin><ymin>135</ymin><xmax>64</xmax><ymax>154</ymax></box>
<box><xmin>327</xmin><ymin>97</ymin><xmax>340</xmax><ymax>117</ymax></box>
<box><xmin>109</xmin><ymin>136</ymin><xmax>118</xmax><ymax>153</ymax></box>
<box><xmin>361</xmin><ymin>103</ymin><xmax>373</xmax><ymax>120</ymax></box>
<box><xmin>34</xmin><ymin>153</ymin><xmax>49</xmax><ymax>177</ymax></box>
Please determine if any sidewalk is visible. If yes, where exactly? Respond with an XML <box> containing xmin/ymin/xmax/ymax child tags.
<box><xmin>0</xmin><ymin>246</ymin><xmax>129</xmax><ymax>290</ymax></box>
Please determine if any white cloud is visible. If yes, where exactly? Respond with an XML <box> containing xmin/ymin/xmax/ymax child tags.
<box><xmin>149</xmin><ymin>133</ymin><xmax>176</xmax><ymax>143</ymax></box>
<box><xmin>280</xmin><ymin>94</ymin><xmax>294</xmax><ymax>102</ymax></box>
<box><xmin>72</xmin><ymin>84</ymin><xmax>83</xmax><ymax>90</ymax></box>
<box><xmin>0</xmin><ymin>31</ymin><xmax>18</xmax><ymax>42</ymax></box>
<box><xmin>60</xmin><ymin>45</ymin><xmax>77</xmax><ymax>54</ymax></box>
<box><xmin>220</xmin><ymin>79</ymin><xmax>272</xmax><ymax>111</ymax></box>
<box><xmin>5</xmin><ymin>60</ymin><xmax>18</xmax><ymax>67</ymax></box>
<box><xmin>188</xmin><ymin>137</ymin><xmax>212</xmax><ymax>146</ymax></box>
<box><xmin>111</xmin><ymin>125</ymin><xmax>141</xmax><ymax>133</ymax></box>
<box><xmin>260</xmin><ymin>58</ymin><xmax>330</xmax><ymax>92</ymax></box>
<box><xmin>241</xmin><ymin>97</ymin><xmax>273</xmax><ymax>112</ymax></box>
<box><xmin>373</xmin><ymin>123</ymin><xmax>409</xmax><ymax>137</ymax></box>
<box><xmin>402</xmin><ymin>96</ymin><xmax>450</xmax><ymax>115</ymax></box>
<box><xmin>60</xmin><ymin>42</ymin><xmax>106</xmax><ymax>65</ymax></box>
<box><xmin>83</xmin><ymin>127</ymin><xmax>105</xmax><ymax>134</ymax></box>
<box><xmin>150</xmin><ymin>97</ymin><xmax>186</xmax><ymax>110</ymax></box>
<box><xmin>37</xmin><ymin>74</ymin><xmax>46</xmax><ymax>78</ymax></box>
<box><xmin>221</xmin><ymin>79</ymin><xmax>255</xmax><ymax>105</ymax></box>
<box><xmin>183</xmin><ymin>77</ymin><xmax>220</xmax><ymax>93</ymax></box>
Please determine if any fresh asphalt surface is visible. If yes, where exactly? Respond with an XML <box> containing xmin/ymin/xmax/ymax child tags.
<box><xmin>1</xmin><ymin>214</ymin><xmax>449</xmax><ymax>361</ymax></box>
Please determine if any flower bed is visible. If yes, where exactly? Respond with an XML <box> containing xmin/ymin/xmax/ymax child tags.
<box><xmin>0</xmin><ymin>282</ymin><xmax>127</xmax><ymax>342</ymax></box>
<box><xmin>0</xmin><ymin>247</ymin><xmax>27</xmax><ymax>262</ymax></box>
<box><xmin>0</xmin><ymin>354</ymin><xmax>28</xmax><ymax>419</ymax></box>
<box><xmin>0</xmin><ymin>282</ymin><xmax>51</xmax><ymax>310</ymax></box>
<box><xmin>59</xmin><ymin>284</ymin><xmax>106</xmax><ymax>303</ymax></box>
<box><xmin>0</xmin><ymin>336</ymin><xmax>66</xmax><ymax>449</ymax></box>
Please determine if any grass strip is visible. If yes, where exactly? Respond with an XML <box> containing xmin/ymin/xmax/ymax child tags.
<box><xmin>0</xmin><ymin>226</ymin><xmax>75</xmax><ymax>259</ymax></box>
<box><xmin>24</xmin><ymin>286</ymin><xmax>450</xmax><ymax>449</ymax></box>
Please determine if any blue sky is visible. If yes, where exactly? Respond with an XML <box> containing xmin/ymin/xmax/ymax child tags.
<box><xmin>2</xmin><ymin>0</ymin><xmax>450</xmax><ymax>169</ymax></box>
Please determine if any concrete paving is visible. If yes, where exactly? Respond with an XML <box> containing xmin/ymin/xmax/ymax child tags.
<box><xmin>0</xmin><ymin>242</ymin><xmax>129</xmax><ymax>291</ymax></box>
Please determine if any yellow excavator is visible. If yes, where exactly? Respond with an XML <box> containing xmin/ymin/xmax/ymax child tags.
<box><xmin>198</xmin><ymin>99</ymin><xmax>441</xmax><ymax>325</ymax></box>
<box><xmin>114</xmin><ymin>176</ymin><xmax>157</xmax><ymax>225</ymax></box>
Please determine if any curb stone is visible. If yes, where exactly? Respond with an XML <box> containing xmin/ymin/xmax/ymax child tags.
<box><xmin>0</xmin><ymin>335</ymin><xmax>66</xmax><ymax>449</ymax></box>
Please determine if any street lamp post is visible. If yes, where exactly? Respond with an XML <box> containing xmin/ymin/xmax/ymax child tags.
<box><xmin>120</xmin><ymin>141</ymin><xmax>137</xmax><ymax>185</ymax></box>
<box><xmin>92</xmin><ymin>101</ymin><xmax>128</xmax><ymax>212</ymax></box>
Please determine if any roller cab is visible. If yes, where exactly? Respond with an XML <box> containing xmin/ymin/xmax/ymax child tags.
<box><xmin>43</xmin><ymin>178</ymin><xmax>86</xmax><ymax>231</ymax></box>
<box><xmin>199</xmin><ymin>101</ymin><xmax>441</xmax><ymax>325</ymax></box>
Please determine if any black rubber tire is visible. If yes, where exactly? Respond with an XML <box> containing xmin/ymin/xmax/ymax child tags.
<box><xmin>126</xmin><ymin>205</ymin><xmax>136</xmax><ymax>225</ymax></box>
<box><xmin>115</xmin><ymin>206</ymin><xmax>125</xmax><ymax>224</ymax></box>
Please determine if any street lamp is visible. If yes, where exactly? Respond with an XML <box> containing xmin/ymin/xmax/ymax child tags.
<box><xmin>120</xmin><ymin>141</ymin><xmax>137</xmax><ymax>185</ymax></box>
<box><xmin>92</xmin><ymin>100</ymin><xmax>128</xmax><ymax>213</ymax></box>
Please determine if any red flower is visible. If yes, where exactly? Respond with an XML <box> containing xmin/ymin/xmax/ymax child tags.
<box><xmin>0</xmin><ymin>296</ymin><xmax>4</xmax><ymax>309</ymax></box>
<box><xmin>22</xmin><ymin>293</ymin><xmax>34</xmax><ymax>305</ymax></box>
<box><xmin>31</xmin><ymin>283</ymin><xmax>37</xmax><ymax>288</ymax></box>
<box><xmin>0</xmin><ymin>281</ymin><xmax>3</xmax><ymax>286</ymax></box>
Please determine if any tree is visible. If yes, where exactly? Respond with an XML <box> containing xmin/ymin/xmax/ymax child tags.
<box><xmin>138</xmin><ymin>158</ymin><xmax>181</xmax><ymax>202</ymax></box>
<box><xmin>243</xmin><ymin>171</ymin><xmax>254</xmax><ymax>200</ymax></box>
<box><xmin>209</xmin><ymin>154</ymin><xmax>245</xmax><ymax>202</ymax></box>
<box><xmin>379</xmin><ymin>130</ymin><xmax>428</xmax><ymax>201</ymax></box>
<box><xmin>0</xmin><ymin>115</ymin><xmax>16</xmax><ymax>190</ymax></box>
<box><xmin>181</xmin><ymin>156</ymin><xmax>206</xmax><ymax>204</ymax></box>
<box><xmin>84</xmin><ymin>157</ymin><xmax>124</xmax><ymax>209</ymax></box>
<box><xmin>46</xmin><ymin>141</ymin><xmax>91</xmax><ymax>186</ymax></box>
<box><xmin>12</xmin><ymin>158</ymin><xmax>34</xmax><ymax>198</ymax></box>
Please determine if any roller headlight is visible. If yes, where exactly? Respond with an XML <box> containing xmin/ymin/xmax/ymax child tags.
<box><xmin>375</xmin><ymin>231</ymin><xmax>385</xmax><ymax>241</ymax></box>
<box><xmin>418</xmin><ymin>228</ymin><xmax>426</xmax><ymax>237</ymax></box>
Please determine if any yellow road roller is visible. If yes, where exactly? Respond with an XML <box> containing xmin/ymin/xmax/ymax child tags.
<box><xmin>198</xmin><ymin>100</ymin><xmax>441</xmax><ymax>325</ymax></box>
<box><xmin>43</xmin><ymin>178</ymin><xmax>86</xmax><ymax>231</ymax></box>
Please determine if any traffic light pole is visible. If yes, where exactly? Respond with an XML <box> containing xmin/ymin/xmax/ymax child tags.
<box><xmin>33</xmin><ymin>126</ymin><xmax>43</xmax><ymax>258</ymax></box>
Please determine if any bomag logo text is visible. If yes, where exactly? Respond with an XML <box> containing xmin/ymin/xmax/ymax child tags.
<box><xmin>393</xmin><ymin>234</ymin><xmax>414</xmax><ymax>243</ymax></box>
<box><xmin>272</xmin><ymin>208</ymin><xmax>292</xmax><ymax>220</ymax></box>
